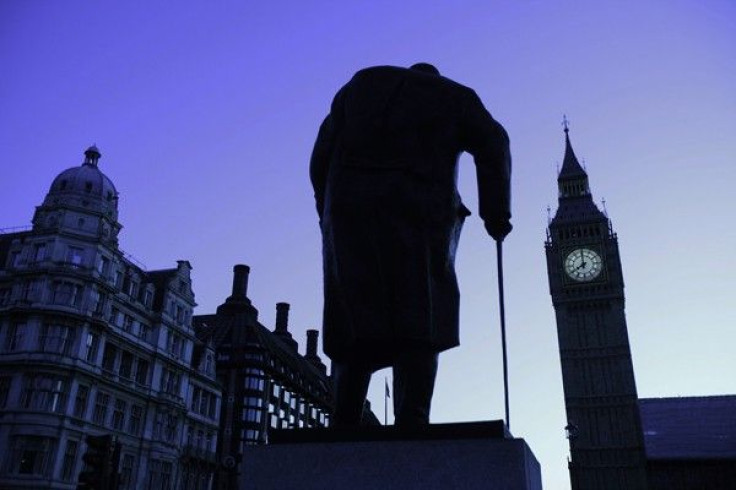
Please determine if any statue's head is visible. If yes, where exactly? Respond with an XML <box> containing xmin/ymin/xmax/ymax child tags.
<box><xmin>410</xmin><ymin>62</ymin><xmax>440</xmax><ymax>76</ymax></box>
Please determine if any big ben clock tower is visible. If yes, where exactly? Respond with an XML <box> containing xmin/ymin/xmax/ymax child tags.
<box><xmin>545</xmin><ymin>123</ymin><xmax>649</xmax><ymax>490</ymax></box>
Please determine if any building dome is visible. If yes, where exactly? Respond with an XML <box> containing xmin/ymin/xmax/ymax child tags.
<box><xmin>43</xmin><ymin>146</ymin><xmax>119</xmax><ymax>219</ymax></box>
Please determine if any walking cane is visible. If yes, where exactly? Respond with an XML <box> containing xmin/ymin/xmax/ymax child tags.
<box><xmin>496</xmin><ymin>239</ymin><xmax>510</xmax><ymax>431</ymax></box>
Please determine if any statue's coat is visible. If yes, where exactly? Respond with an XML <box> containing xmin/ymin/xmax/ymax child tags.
<box><xmin>311</xmin><ymin>66</ymin><xmax>510</xmax><ymax>369</ymax></box>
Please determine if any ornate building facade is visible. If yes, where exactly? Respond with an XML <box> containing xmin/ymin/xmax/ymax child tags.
<box><xmin>194</xmin><ymin>265</ymin><xmax>334</xmax><ymax>490</ymax></box>
<box><xmin>0</xmin><ymin>147</ymin><xmax>220</xmax><ymax>490</ymax></box>
<box><xmin>545</xmin><ymin>127</ymin><xmax>649</xmax><ymax>489</ymax></box>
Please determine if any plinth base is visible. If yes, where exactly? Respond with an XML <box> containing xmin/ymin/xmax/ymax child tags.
<box><xmin>242</xmin><ymin>421</ymin><xmax>542</xmax><ymax>490</ymax></box>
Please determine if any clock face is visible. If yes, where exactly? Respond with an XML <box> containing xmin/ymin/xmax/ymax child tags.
<box><xmin>564</xmin><ymin>248</ymin><xmax>603</xmax><ymax>282</ymax></box>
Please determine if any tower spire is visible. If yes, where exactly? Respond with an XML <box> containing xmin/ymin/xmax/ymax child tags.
<box><xmin>559</xmin><ymin>122</ymin><xmax>586</xmax><ymax>180</ymax></box>
<box><xmin>557</xmin><ymin>120</ymin><xmax>590</xmax><ymax>198</ymax></box>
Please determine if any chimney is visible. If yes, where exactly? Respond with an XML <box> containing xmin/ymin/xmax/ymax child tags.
<box><xmin>273</xmin><ymin>302</ymin><xmax>298</xmax><ymax>352</ymax></box>
<box><xmin>275</xmin><ymin>302</ymin><xmax>289</xmax><ymax>333</ymax></box>
<box><xmin>305</xmin><ymin>329</ymin><xmax>319</xmax><ymax>358</ymax></box>
<box><xmin>217</xmin><ymin>264</ymin><xmax>257</xmax><ymax>319</ymax></box>
<box><xmin>231</xmin><ymin>264</ymin><xmax>250</xmax><ymax>298</ymax></box>
<box><xmin>305</xmin><ymin>329</ymin><xmax>326</xmax><ymax>374</ymax></box>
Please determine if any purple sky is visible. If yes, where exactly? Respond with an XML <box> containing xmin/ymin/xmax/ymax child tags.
<box><xmin>2</xmin><ymin>1</ymin><xmax>735</xmax><ymax>488</ymax></box>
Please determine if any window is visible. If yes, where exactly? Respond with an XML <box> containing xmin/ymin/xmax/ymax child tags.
<box><xmin>120</xmin><ymin>454</ymin><xmax>134</xmax><ymax>489</ymax></box>
<box><xmin>160</xmin><ymin>369</ymin><xmax>180</xmax><ymax>396</ymax></box>
<box><xmin>135</xmin><ymin>359</ymin><xmax>149</xmax><ymax>386</ymax></box>
<box><xmin>73</xmin><ymin>385</ymin><xmax>89</xmax><ymax>418</ymax></box>
<box><xmin>208</xmin><ymin>394</ymin><xmax>216</xmax><ymax>419</ymax></box>
<box><xmin>0</xmin><ymin>376</ymin><xmax>11</xmax><ymax>408</ymax></box>
<box><xmin>66</xmin><ymin>247</ymin><xmax>84</xmax><ymax>267</ymax></box>
<box><xmin>21</xmin><ymin>375</ymin><xmax>67</xmax><ymax>413</ymax></box>
<box><xmin>175</xmin><ymin>304</ymin><xmax>184</xmax><ymax>324</ymax></box>
<box><xmin>60</xmin><ymin>439</ymin><xmax>78</xmax><ymax>481</ymax></box>
<box><xmin>101</xmin><ymin>343</ymin><xmax>117</xmax><ymax>372</ymax></box>
<box><xmin>244</xmin><ymin>429</ymin><xmax>260</xmax><ymax>442</ymax></box>
<box><xmin>85</xmin><ymin>332</ymin><xmax>99</xmax><ymax>363</ymax></box>
<box><xmin>143</xmin><ymin>289</ymin><xmax>153</xmax><ymax>307</ymax></box>
<box><xmin>33</xmin><ymin>243</ymin><xmax>46</xmax><ymax>262</ymax></box>
<box><xmin>112</xmin><ymin>399</ymin><xmax>127</xmax><ymax>430</ymax></box>
<box><xmin>166</xmin><ymin>330</ymin><xmax>183</xmax><ymax>358</ymax></box>
<box><xmin>5</xmin><ymin>323</ymin><xmax>26</xmax><ymax>351</ymax></box>
<box><xmin>93</xmin><ymin>292</ymin><xmax>107</xmax><ymax>315</ymax></box>
<box><xmin>164</xmin><ymin>414</ymin><xmax>178</xmax><ymax>443</ymax></box>
<box><xmin>119</xmin><ymin>351</ymin><xmax>133</xmax><ymax>379</ymax></box>
<box><xmin>92</xmin><ymin>392</ymin><xmax>110</xmax><ymax>424</ymax></box>
<box><xmin>244</xmin><ymin>408</ymin><xmax>261</xmax><ymax>423</ymax></box>
<box><xmin>109</xmin><ymin>307</ymin><xmax>121</xmax><ymax>326</ymax></box>
<box><xmin>191</xmin><ymin>388</ymin><xmax>218</xmax><ymax>420</ymax></box>
<box><xmin>52</xmin><ymin>281</ymin><xmax>82</xmax><ymax>307</ymax></box>
<box><xmin>190</xmin><ymin>387</ymin><xmax>201</xmax><ymax>411</ymax></box>
<box><xmin>40</xmin><ymin>324</ymin><xmax>74</xmax><ymax>355</ymax></box>
<box><xmin>204</xmin><ymin>354</ymin><xmax>214</xmax><ymax>375</ymax></box>
<box><xmin>244</xmin><ymin>396</ymin><xmax>261</xmax><ymax>408</ymax></box>
<box><xmin>199</xmin><ymin>391</ymin><xmax>210</xmax><ymax>415</ymax></box>
<box><xmin>123</xmin><ymin>315</ymin><xmax>133</xmax><ymax>333</ymax></box>
<box><xmin>9</xmin><ymin>436</ymin><xmax>53</xmax><ymax>476</ymax></box>
<box><xmin>128</xmin><ymin>405</ymin><xmax>143</xmax><ymax>436</ymax></box>
<box><xmin>19</xmin><ymin>280</ymin><xmax>41</xmax><ymax>302</ymax></box>
<box><xmin>171</xmin><ymin>334</ymin><xmax>181</xmax><ymax>358</ymax></box>
<box><xmin>138</xmin><ymin>323</ymin><xmax>150</xmax><ymax>342</ymax></box>
<box><xmin>97</xmin><ymin>256</ymin><xmax>110</xmax><ymax>275</ymax></box>
<box><xmin>153</xmin><ymin>411</ymin><xmax>164</xmax><ymax>439</ymax></box>
<box><xmin>10</xmin><ymin>250</ymin><xmax>22</xmax><ymax>268</ymax></box>
<box><xmin>244</xmin><ymin>368</ymin><xmax>265</xmax><ymax>391</ymax></box>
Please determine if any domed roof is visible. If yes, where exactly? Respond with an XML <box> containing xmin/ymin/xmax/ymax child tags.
<box><xmin>43</xmin><ymin>146</ymin><xmax>119</xmax><ymax>219</ymax></box>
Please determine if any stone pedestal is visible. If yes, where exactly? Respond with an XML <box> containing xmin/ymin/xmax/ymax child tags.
<box><xmin>241</xmin><ymin>421</ymin><xmax>542</xmax><ymax>489</ymax></box>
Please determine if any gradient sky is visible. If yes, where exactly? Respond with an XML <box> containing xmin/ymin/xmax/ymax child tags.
<box><xmin>2</xmin><ymin>1</ymin><xmax>734</xmax><ymax>488</ymax></box>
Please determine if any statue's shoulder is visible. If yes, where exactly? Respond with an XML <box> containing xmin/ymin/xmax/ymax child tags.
<box><xmin>354</xmin><ymin>65</ymin><xmax>405</xmax><ymax>76</ymax></box>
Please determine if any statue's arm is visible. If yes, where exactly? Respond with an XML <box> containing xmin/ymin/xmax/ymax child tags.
<box><xmin>460</xmin><ymin>90</ymin><xmax>512</xmax><ymax>235</ymax></box>
<box><xmin>309</xmin><ymin>115</ymin><xmax>335</xmax><ymax>221</ymax></box>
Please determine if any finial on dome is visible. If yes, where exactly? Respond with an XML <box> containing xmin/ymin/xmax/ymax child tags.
<box><xmin>83</xmin><ymin>145</ymin><xmax>101</xmax><ymax>166</ymax></box>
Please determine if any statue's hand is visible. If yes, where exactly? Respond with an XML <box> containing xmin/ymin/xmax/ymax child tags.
<box><xmin>485</xmin><ymin>219</ymin><xmax>512</xmax><ymax>242</ymax></box>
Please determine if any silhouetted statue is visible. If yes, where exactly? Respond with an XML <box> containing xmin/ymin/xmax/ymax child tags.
<box><xmin>310</xmin><ymin>63</ymin><xmax>511</xmax><ymax>427</ymax></box>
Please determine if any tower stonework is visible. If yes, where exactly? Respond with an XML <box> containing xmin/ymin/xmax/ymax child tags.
<box><xmin>545</xmin><ymin>127</ymin><xmax>648</xmax><ymax>490</ymax></box>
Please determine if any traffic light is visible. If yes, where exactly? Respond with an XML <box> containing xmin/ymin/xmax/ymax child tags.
<box><xmin>77</xmin><ymin>434</ymin><xmax>118</xmax><ymax>490</ymax></box>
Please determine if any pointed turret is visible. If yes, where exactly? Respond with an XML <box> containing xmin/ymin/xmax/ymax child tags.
<box><xmin>557</xmin><ymin>120</ymin><xmax>590</xmax><ymax>198</ymax></box>
<box><xmin>549</xmin><ymin>120</ymin><xmax>607</xmax><ymax>228</ymax></box>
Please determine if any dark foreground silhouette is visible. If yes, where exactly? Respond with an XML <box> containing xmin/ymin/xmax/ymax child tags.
<box><xmin>310</xmin><ymin>63</ymin><xmax>512</xmax><ymax>426</ymax></box>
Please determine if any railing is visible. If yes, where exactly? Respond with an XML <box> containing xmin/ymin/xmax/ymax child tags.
<box><xmin>119</xmin><ymin>248</ymin><xmax>148</xmax><ymax>270</ymax></box>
